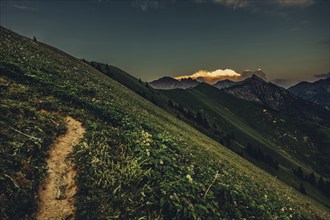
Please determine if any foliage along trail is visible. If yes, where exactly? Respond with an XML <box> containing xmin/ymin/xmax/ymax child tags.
<box><xmin>36</xmin><ymin>116</ymin><xmax>85</xmax><ymax>219</ymax></box>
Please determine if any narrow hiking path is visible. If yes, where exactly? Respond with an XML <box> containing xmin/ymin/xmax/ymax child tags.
<box><xmin>36</xmin><ymin>116</ymin><xmax>85</xmax><ymax>220</ymax></box>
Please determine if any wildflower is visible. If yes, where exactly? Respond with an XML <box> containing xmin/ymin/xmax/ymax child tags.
<box><xmin>159</xmin><ymin>159</ymin><xmax>164</xmax><ymax>165</ymax></box>
<box><xmin>186</xmin><ymin>174</ymin><xmax>193</xmax><ymax>183</ymax></box>
<box><xmin>281</xmin><ymin>207</ymin><xmax>285</xmax><ymax>212</ymax></box>
<box><xmin>264</xmin><ymin>194</ymin><xmax>268</xmax><ymax>200</ymax></box>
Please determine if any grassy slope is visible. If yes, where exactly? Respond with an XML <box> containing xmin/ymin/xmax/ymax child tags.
<box><xmin>1</xmin><ymin>26</ymin><xmax>329</xmax><ymax>219</ymax></box>
<box><xmin>161</xmin><ymin>84</ymin><xmax>330</xmax><ymax>167</ymax></box>
<box><xmin>84</xmin><ymin>61</ymin><xmax>178</xmax><ymax>115</ymax></box>
<box><xmin>198</xmin><ymin>82</ymin><xmax>330</xmax><ymax>177</ymax></box>
<box><xmin>0</xmin><ymin>77</ymin><xmax>66</xmax><ymax>218</ymax></box>
<box><xmin>161</xmin><ymin>83</ymin><xmax>330</xmax><ymax>206</ymax></box>
<box><xmin>86</xmin><ymin>61</ymin><xmax>330</xmax><ymax>180</ymax></box>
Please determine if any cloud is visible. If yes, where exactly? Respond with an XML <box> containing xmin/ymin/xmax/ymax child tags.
<box><xmin>207</xmin><ymin>0</ymin><xmax>315</xmax><ymax>9</ymax></box>
<box><xmin>313</xmin><ymin>72</ymin><xmax>330</xmax><ymax>79</ymax></box>
<box><xmin>175</xmin><ymin>68</ymin><xmax>266</xmax><ymax>84</ymax></box>
<box><xmin>97</xmin><ymin>0</ymin><xmax>110</xmax><ymax>3</ymax></box>
<box><xmin>133</xmin><ymin>0</ymin><xmax>167</xmax><ymax>11</ymax></box>
<box><xmin>275</xmin><ymin>0</ymin><xmax>314</xmax><ymax>7</ymax></box>
<box><xmin>132</xmin><ymin>0</ymin><xmax>315</xmax><ymax>12</ymax></box>
<box><xmin>211</xmin><ymin>0</ymin><xmax>250</xmax><ymax>9</ymax></box>
<box><xmin>11</xmin><ymin>4</ymin><xmax>38</xmax><ymax>11</ymax></box>
<box><xmin>175</xmin><ymin>69</ymin><xmax>241</xmax><ymax>84</ymax></box>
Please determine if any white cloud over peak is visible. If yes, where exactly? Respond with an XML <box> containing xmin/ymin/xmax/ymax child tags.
<box><xmin>175</xmin><ymin>69</ymin><xmax>241</xmax><ymax>84</ymax></box>
<box><xmin>174</xmin><ymin>68</ymin><xmax>266</xmax><ymax>84</ymax></box>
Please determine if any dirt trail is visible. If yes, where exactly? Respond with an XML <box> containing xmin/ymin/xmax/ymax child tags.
<box><xmin>36</xmin><ymin>116</ymin><xmax>85</xmax><ymax>220</ymax></box>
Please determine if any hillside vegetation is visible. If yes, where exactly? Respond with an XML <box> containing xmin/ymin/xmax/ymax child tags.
<box><xmin>85</xmin><ymin>61</ymin><xmax>330</xmax><ymax>206</ymax></box>
<box><xmin>160</xmin><ymin>83</ymin><xmax>330</xmax><ymax>205</ymax></box>
<box><xmin>1</xmin><ymin>26</ymin><xmax>330</xmax><ymax>219</ymax></box>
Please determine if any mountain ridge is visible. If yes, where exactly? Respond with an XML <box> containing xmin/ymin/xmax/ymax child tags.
<box><xmin>213</xmin><ymin>79</ymin><xmax>237</xmax><ymax>89</ymax></box>
<box><xmin>288</xmin><ymin>77</ymin><xmax>330</xmax><ymax>109</ymax></box>
<box><xmin>149</xmin><ymin>74</ymin><xmax>329</xmax><ymax>113</ymax></box>
<box><xmin>149</xmin><ymin>76</ymin><xmax>199</xmax><ymax>89</ymax></box>
<box><xmin>224</xmin><ymin>75</ymin><xmax>329</xmax><ymax>119</ymax></box>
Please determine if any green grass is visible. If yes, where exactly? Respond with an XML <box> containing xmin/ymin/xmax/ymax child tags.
<box><xmin>160</xmin><ymin>83</ymin><xmax>330</xmax><ymax>206</ymax></box>
<box><xmin>82</xmin><ymin>60</ymin><xmax>180</xmax><ymax>115</ymax></box>
<box><xmin>0</xmin><ymin>77</ymin><xmax>66</xmax><ymax>218</ymax></box>
<box><xmin>1</xmin><ymin>26</ymin><xmax>329</xmax><ymax>219</ymax></box>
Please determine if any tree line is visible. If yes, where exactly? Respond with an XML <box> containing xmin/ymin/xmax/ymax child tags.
<box><xmin>293</xmin><ymin>166</ymin><xmax>330</xmax><ymax>198</ymax></box>
<box><xmin>168</xmin><ymin>100</ymin><xmax>239</xmax><ymax>150</ymax></box>
<box><xmin>168</xmin><ymin>100</ymin><xmax>210</xmax><ymax>129</ymax></box>
<box><xmin>245</xmin><ymin>143</ymin><xmax>279</xmax><ymax>170</ymax></box>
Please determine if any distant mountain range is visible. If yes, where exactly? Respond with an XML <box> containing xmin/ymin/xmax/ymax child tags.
<box><xmin>149</xmin><ymin>76</ymin><xmax>199</xmax><ymax>89</ymax></box>
<box><xmin>223</xmin><ymin>75</ymin><xmax>327</xmax><ymax>117</ymax></box>
<box><xmin>159</xmin><ymin>79</ymin><xmax>330</xmax><ymax>192</ymax></box>
<box><xmin>113</xmin><ymin>68</ymin><xmax>330</xmax><ymax>183</ymax></box>
<box><xmin>150</xmin><ymin>75</ymin><xmax>330</xmax><ymax>111</ymax></box>
<box><xmin>230</xmin><ymin>75</ymin><xmax>330</xmax><ymax>111</ymax></box>
<box><xmin>213</xmin><ymin>79</ymin><xmax>237</xmax><ymax>89</ymax></box>
<box><xmin>288</xmin><ymin>77</ymin><xmax>330</xmax><ymax>109</ymax></box>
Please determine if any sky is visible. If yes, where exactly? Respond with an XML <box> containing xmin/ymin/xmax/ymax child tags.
<box><xmin>1</xmin><ymin>0</ymin><xmax>329</xmax><ymax>87</ymax></box>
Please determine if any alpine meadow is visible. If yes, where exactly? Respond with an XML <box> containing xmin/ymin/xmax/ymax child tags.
<box><xmin>1</xmin><ymin>0</ymin><xmax>329</xmax><ymax>219</ymax></box>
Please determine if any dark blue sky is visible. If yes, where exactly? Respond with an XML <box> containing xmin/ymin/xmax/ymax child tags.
<box><xmin>1</xmin><ymin>0</ymin><xmax>329</xmax><ymax>85</ymax></box>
